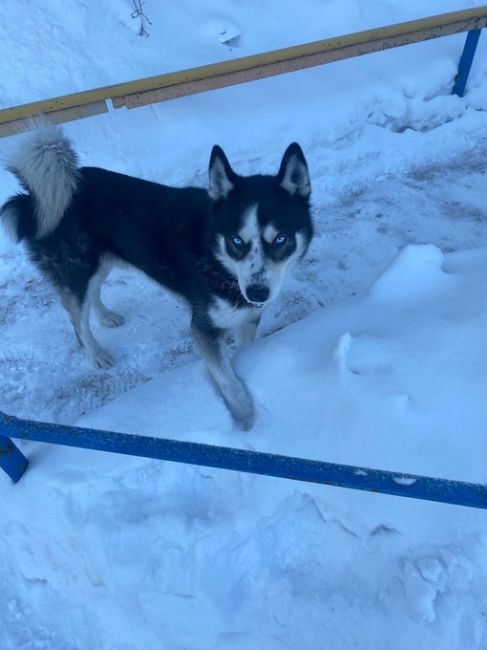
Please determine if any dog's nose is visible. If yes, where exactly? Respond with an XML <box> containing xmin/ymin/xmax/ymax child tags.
<box><xmin>246</xmin><ymin>284</ymin><xmax>270</xmax><ymax>304</ymax></box>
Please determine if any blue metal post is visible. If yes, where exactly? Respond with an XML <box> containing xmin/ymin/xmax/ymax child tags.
<box><xmin>452</xmin><ymin>29</ymin><xmax>482</xmax><ymax>97</ymax></box>
<box><xmin>1</xmin><ymin>411</ymin><xmax>487</xmax><ymax>509</ymax></box>
<box><xmin>0</xmin><ymin>434</ymin><xmax>29</xmax><ymax>483</ymax></box>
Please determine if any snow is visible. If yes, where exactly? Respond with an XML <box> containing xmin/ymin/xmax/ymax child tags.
<box><xmin>2</xmin><ymin>0</ymin><xmax>487</xmax><ymax>648</ymax></box>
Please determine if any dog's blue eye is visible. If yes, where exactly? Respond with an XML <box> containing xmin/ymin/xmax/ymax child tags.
<box><xmin>231</xmin><ymin>236</ymin><xmax>244</xmax><ymax>247</ymax></box>
<box><xmin>273</xmin><ymin>234</ymin><xmax>287</xmax><ymax>246</ymax></box>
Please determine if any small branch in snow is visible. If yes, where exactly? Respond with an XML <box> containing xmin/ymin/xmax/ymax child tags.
<box><xmin>131</xmin><ymin>0</ymin><xmax>152</xmax><ymax>38</ymax></box>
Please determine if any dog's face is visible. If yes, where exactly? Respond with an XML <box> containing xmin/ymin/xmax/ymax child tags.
<box><xmin>209</xmin><ymin>143</ymin><xmax>313</xmax><ymax>306</ymax></box>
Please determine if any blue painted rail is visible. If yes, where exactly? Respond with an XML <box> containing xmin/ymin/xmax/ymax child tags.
<box><xmin>1</xmin><ymin>411</ymin><xmax>487</xmax><ymax>509</ymax></box>
<box><xmin>0</xmin><ymin>433</ymin><xmax>29</xmax><ymax>483</ymax></box>
<box><xmin>452</xmin><ymin>29</ymin><xmax>483</xmax><ymax>97</ymax></box>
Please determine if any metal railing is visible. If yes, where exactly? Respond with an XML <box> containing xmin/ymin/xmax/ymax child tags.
<box><xmin>1</xmin><ymin>412</ymin><xmax>486</xmax><ymax>509</ymax></box>
<box><xmin>0</xmin><ymin>7</ymin><xmax>485</xmax><ymax>136</ymax></box>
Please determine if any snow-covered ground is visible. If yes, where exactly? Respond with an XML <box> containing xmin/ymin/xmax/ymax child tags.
<box><xmin>2</xmin><ymin>1</ymin><xmax>487</xmax><ymax>648</ymax></box>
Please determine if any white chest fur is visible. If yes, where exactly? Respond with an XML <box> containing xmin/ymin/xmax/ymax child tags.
<box><xmin>209</xmin><ymin>297</ymin><xmax>257</xmax><ymax>331</ymax></box>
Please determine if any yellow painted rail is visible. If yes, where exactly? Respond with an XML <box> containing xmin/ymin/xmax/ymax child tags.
<box><xmin>1</xmin><ymin>6</ymin><xmax>486</xmax><ymax>137</ymax></box>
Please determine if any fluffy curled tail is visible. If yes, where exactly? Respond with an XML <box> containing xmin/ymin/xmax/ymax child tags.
<box><xmin>2</xmin><ymin>124</ymin><xmax>79</xmax><ymax>240</ymax></box>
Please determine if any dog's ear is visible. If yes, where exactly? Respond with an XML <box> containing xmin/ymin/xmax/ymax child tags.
<box><xmin>208</xmin><ymin>145</ymin><xmax>237</xmax><ymax>201</ymax></box>
<box><xmin>277</xmin><ymin>143</ymin><xmax>311</xmax><ymax>199</ymax></box>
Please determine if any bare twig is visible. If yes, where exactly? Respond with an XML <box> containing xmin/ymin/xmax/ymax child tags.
<box><xmin>131</xmin><ymin>0</ymin><xmax>152</xmax><ymax>38</ymax></box>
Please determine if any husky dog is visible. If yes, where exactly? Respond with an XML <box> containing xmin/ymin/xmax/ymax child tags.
<box><xmin>1</xmin><ymin>126</ymin><xmax>313</xmax><ymax>429</ymax></box>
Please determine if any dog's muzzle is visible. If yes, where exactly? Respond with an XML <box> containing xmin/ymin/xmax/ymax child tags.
<box><xmin>245</xmin><ymin>283</ymin><xmax>270</xmax><ymax>305</ymax></box>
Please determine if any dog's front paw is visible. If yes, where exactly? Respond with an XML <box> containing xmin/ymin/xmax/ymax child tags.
<box><xmin>228</xmin><ymin>381</ymin><xmax>255</xmax><ymax>431</ymax></box>
<box><xmin>236</xmin><ymin>406</ymin><xmax>255</xmax><ymax>431</ymax></box>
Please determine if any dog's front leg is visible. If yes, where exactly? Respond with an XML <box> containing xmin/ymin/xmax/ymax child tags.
<box><xmin>236</xmin><ymin>314</ymin><xmax>261</xmax><ymax>347</ymax></box>
<box><xmin>191</xmin><ymin>314</ymin><xmax>255</xmax><ymax>430</ymax></box>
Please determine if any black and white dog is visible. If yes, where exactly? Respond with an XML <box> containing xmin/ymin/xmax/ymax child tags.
<box><xmin>1</xmin><ymin>126</ymin><xmax>313</xmax><ymax>429</ymax></box>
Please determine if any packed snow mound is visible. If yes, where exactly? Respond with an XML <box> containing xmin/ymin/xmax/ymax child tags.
<box><xmin>0</xmin><ymin>244</ymin><xmax>476</xmax><ymax>649</ymax></box>
<box><xmin>79</xmin><ymin>244</ymin><xmax>487</xmax><ymax>482</ymax></box>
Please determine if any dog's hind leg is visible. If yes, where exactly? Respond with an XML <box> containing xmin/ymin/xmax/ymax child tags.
<box><xmin>59</xmin><ymin>286</ymin><xmax>115</xmax><ymax>369</ymax></box>
<box><xmin>90</xmin><ymin>262</ymin><xmax>125</xmax><ymax>328</ymax></box>
<box><xmin>191</xmin><ymin>312</ymin><xmax>255</xmax><ymax>430</ymax></box>
<box><xmin>27</xmin><ymin>237</ymin><xmax>117</xmax><ymax>368</ymax></box>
